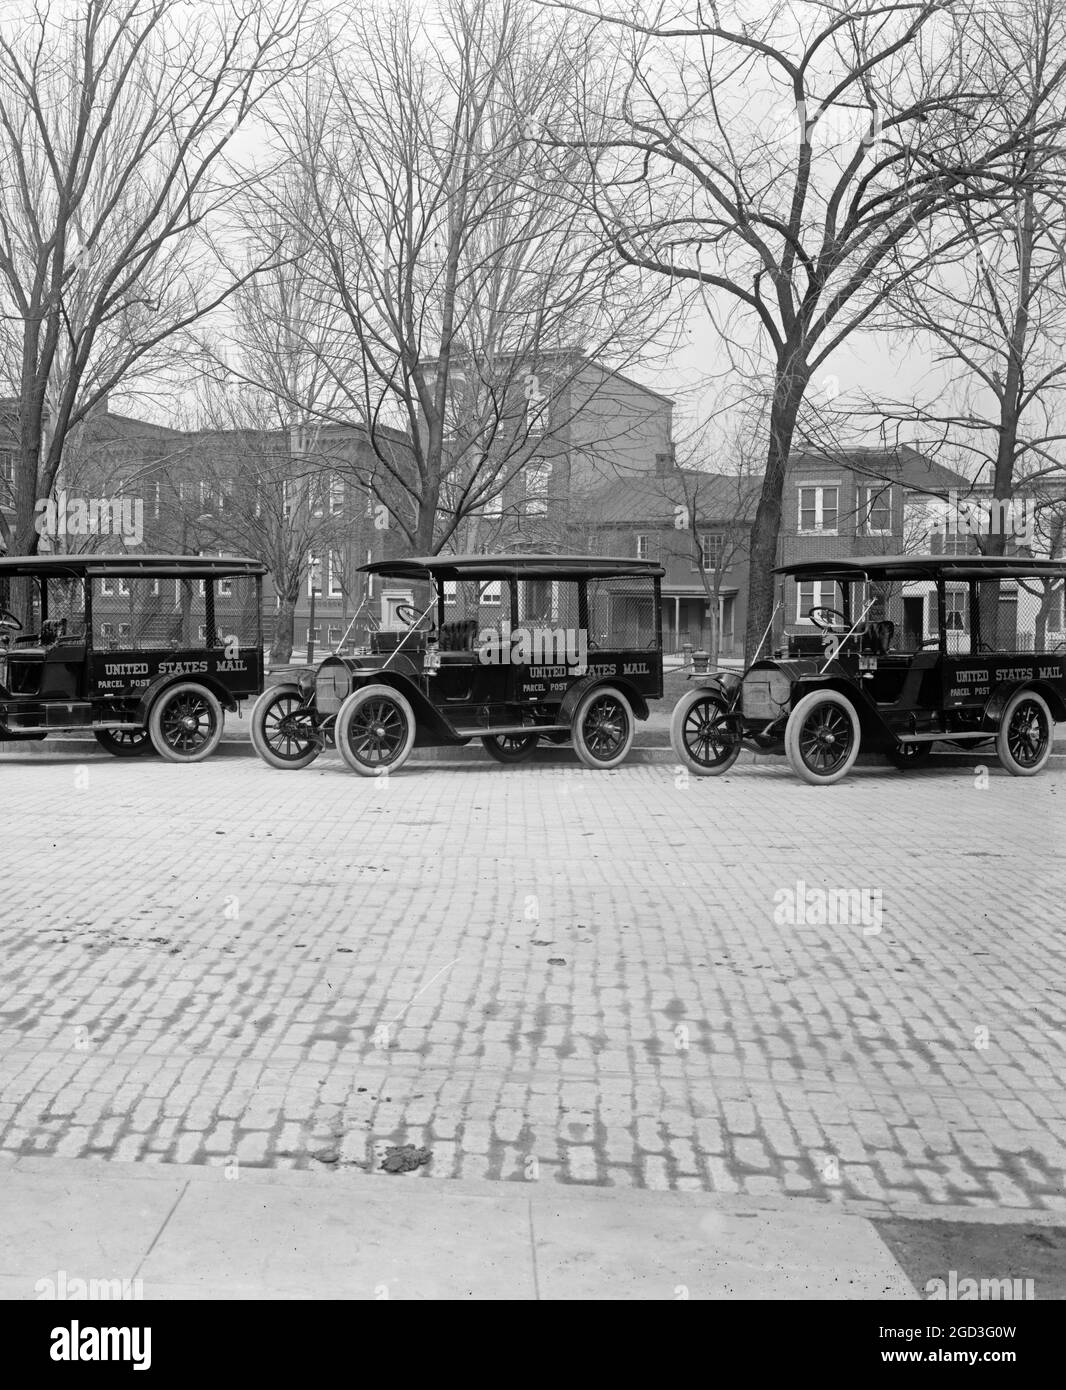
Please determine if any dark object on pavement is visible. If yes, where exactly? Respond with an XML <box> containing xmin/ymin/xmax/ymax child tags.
<box><xmin>380</xmin><ymin>1144</ymin><xmax>432</xmax><ymax>1174</ymax></box>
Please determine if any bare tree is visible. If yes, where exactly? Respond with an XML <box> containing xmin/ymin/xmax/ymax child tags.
<box><xmin>544</xmin><ymin>0</ymin><xmax>1066</xmax><ymax>655</ymax></box>
<box><xmin>259</xmin><ymin>0</ymin><xmax>666</xmax><ymax>565</ymax></box>
<box><xmin>1018</xmin><ymin>479</ymin><xmax>1066</xmax><ymax>647</ymax></box>
<box><xmin>862</xmin><ymin>0</ymin><xmax>1066</xmax><ymax>555</ymax></box>
<box><xmin>663</xmin><ymin>422</ymin><xmax>760</xmax><ymax>664</ymax></box>
<box><xmin>191</xmin><ymin>188</ymin><xmax>373</xmax><ymax>663</ymax></box>
<box><xmin>176</xmin><ymin>377</ymin><xmax>365</xmax><ymax>665</ymax></box>
<box><xmin>0</xmin><ymin>0</ymin><xmax>310</xmax><ymax>589</ymax></box>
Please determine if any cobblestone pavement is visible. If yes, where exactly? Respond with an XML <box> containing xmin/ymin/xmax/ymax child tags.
<box><xmin>0</xmin><ymin>748</ymin><xmax>1063</xmax><ymax>1210</ymax></box>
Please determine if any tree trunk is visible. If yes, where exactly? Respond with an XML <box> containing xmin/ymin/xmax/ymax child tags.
<box><xmin>271</xmin><ymin>591</ymin><xmax>297</xmax><ymax>665</ymax></box>
<box><xmin>744</xmin><ymin>352</ymin><xmax>809</xmax><ymax>660</ymax></box>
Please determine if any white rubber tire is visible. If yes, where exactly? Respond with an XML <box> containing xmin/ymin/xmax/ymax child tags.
<box><xmin>335</xmin><ymin>683</ymin><xmax>417</xmax><ymax>777</ymax></box>
<box><xmin>148</xmin><ymin>682</ymin><xmax>225</xmax><ymax>763</ymax></box>
<box><xmin>250</xmin><ymin>684</ymin><xmax>320</xmax><ymax>770</ymax></box>
<box><xmin>571</xmin><ymin>685</ymin><xmax>635</xmax><ymax>770</ymax></box>
<box><xmin>996</xmin><ymin>689</ymin><xmax>1053</xmax><ymax>777</ymax></box>
<box><xmin>784</xmin><ymin>689</ymin><xmax>860</xmax><ymax>786</ymax></box>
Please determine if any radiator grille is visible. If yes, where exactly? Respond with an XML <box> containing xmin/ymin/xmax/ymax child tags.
<box><xmin>742</xmin><ymin>670</ymin><xmax>790</xmax><ymax>719</ymax></box>
<box><xmin>315</xmin><ymin>662</ymin><xmax>350</xmax><ymax>715</ymax></box>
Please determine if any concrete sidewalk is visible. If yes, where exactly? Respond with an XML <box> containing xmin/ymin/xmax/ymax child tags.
<box><xmin>0</xmin><ymin>1155</ymin><xmax>927</xmax><ymax>1300</ymax></box>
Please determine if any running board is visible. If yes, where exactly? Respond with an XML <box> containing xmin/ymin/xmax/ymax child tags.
<box><xmin>4</xmin><ymin>721</ymin><xmax>145</xmax><ymax>735</ymax></box>
<box><xmin>453</xmin><ymin>724</ymin><xmax>570</xmax><ymax>738</ymax></box>
<box><xmin>897</xmin><ymin>731</ymin><xmax>991</xmax><ymax>743</ymax></box>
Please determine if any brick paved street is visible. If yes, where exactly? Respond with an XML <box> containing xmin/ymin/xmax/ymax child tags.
<box><xmin>0</xmin><ymin>748</ymin><xmax>1063</xmax><ymax>1210</ymax></box>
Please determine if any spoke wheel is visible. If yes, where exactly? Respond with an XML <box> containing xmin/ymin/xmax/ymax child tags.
<box><xmin>572</xmin><ymin>685</ymin><xmax>634</xmax><ymax>769</ymax></box>
<box><xmin>997</xmin><ymin>690</ymin><xmax>1052</xmax><ymax>777</ymax></box>
<box><xmin>250</xmin><ymin>685</ymin><xmax>320</xmax><ymax>770</ymax></box>
<box><xmin>149</xmin><ymin>683</ymin><xmax>224</xmax><ymax>763</ymax></box>
<box><xmin>335</xmin><ymin>684</ymin><xmax>416</xmax><ymax>776</ymax></box>
<box><xmin>481</xmin><ymin>733</ymin><xmax>539</xmax><ymax>764</ymax></box>
<box><xmin>784</xmin><ymin>690</ymin><xmax>860</xmax><ymax>786</ymax></box>
<box><xmin>670</xmin><ymin>688</ymin><xmax>741</xmax><ymax>775</ymax></box>
<box><xmin>885</xmin><ymin>741</ymin><xmax>934</xmax><ymax>770</ymax></box>
<box><xmin>94</xmin><ymin>727</ymin><xmax>155</xmax><ymax>758</ymax></box>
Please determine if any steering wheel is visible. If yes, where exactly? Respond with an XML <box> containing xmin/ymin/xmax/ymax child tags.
<box><xmin>1053</xmin><ymin>640</ymin><xmax>1066</xmax><ymax>655</ymax></box>
<box><xmin>394</xmin><ymin>604</ymin><xmax>422</xmax><ymax>627</ymax></box>
<box><xmin>0</xmin><ymin>608</ymin><xmax>22</xmax><ymax>632</ymax></box>
<box><xmin>808</xmin><ymin>606</ymin><xmax>848</xmax><ymax>632</ymax></box>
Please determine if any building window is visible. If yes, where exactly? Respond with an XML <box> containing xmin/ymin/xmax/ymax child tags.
<box><xmin>798</xmin><ymin>485</ymin><xmax>839</xmax><ymax>534</ymax></box>
<box><xmin>863</xmin><ymin>486</ymin><xmax>892</xmax><ymax>535</ymax></box>
<box><xmin>443</xmin><ymin>580</ymin><xmax>457</xmax><ymax>605</ymax></box>
<box><xmin>306</xmin><ymin>626</ymin><xmax>321</xmax><ymax>644</ymax></box>
<box><xmin>944</xmin><ymin>590</ymin><xmax>967</xmax><ymax>631</ymax></box>
<box><xmin>636</xmin><ymin>534</ymin><xmax>649</xmax><ymax>560</ymax></box>
<box><xmin>151</xmin><ymin>480</ymin><xmax>161</xmax><ymax>519</ymax></box>
<box><xmin>695</xmin><ymin>533</ymin><xmax>724</xmax><ymax>570</ymax></box>
<box><xmin>525</xmin><ymin>461</ymin><xmax>550</xmax><ymax>516</ymax></box>
<box><xmin>1048</xmin><ymin>585</ymin><xmax>1064</xmax><ymax>633</ymax></box>
<box><xmin>797</xmin><ymin>580</ymin><xmax>838</xmax><ymax>622</ymax></box>
<box><xmin>100</xmin><ymin>577</ymin><xmax>129</xmax><ymax>597</ymax></box>
<box><xmin>523</xmin><ymin>371</ymin><xmax>547</xmax><ymax>434</ymax></box>
<box><xmin>219</xmin><ymin>478</ymin><xmax>234</xmax><ymax>511</ymax></box>
<box><xmin>0</xmin><ymin>449</ymin><xmax>13</xmax><ymax>486</ymax></box>
<box><xmin>307</xmin><ymin>555</ymin><xmax>323</xmax><ymax>596</ymax></box>
<box><xmin>366</xmin><ymin>549</ymin><xmax>374</xmax><ymax>597</ymax></box>
<box><xmin>99</xmin><ymin>623</ymin><xmax>113</xmax><ymax>641</ymax></box>
<box><xmin>283</xmin><ymin>480</ymin><xmax>295</xmax><ymax>519</ymax></box>
<box><xmin>327</xmin><ymin>626</ymin><xmax>343</xmax><ymax>646</ymax></box>
<box><xmin>480</xmin><ymin>580</ymin><xmax>501</xmax><ymax>605</ymax></box>
<box><xmin>328</xmin><ymin>552</ymin><xmax>343</xmax><ymax>598</ymax></box>
<box><xmin>329</xmin><ymin>475</ymin><xmax>345</xmax><ymax>515</ymax></box>
<box><xmin>930</xmin><ymin>528</ymin><xmax>974</xmax><ymax>557</ymax></box>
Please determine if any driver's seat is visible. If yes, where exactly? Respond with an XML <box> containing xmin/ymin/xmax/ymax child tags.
<box><xmin>439</xmin><ymin>618</ymin><xmax>478</xmax><ymax>652</ymax></box>
<box><xmin>862</xmin><ymin>620</ymin><xmax>895</xmax><ymax>655</ymax></box>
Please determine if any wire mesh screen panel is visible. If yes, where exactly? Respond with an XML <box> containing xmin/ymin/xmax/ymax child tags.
<box><xmin>855</xmin><ymin>580</ymin><xmax>911</xmax><ymax>651</ymax></box>
<box><xmin>92</xmin><ymin>577</ymin><xmax>203</xmax><ymax>650</ymax></box>
<box><xmin>516</xmin><ymin>579</ymin><xmax>582</xmax><ymax>632</ymax></box>
<box><xmin>586</xmin><ymin>576</ymin><xmax>658</xmax><ymax>649</ymax></box>
<box><xmin>90</xmin><ymin>576</ymin><xmax>258</xmax><ymax>650</ymax></box>
<box><xmin>972</xmin><ymin>579</ymin><xmax>1020</xmax><ymax>652</ymax></box>
<box><xmin>440</xmin><ymin>578</ymin><xmax>507</xmax><ymax>651</ymax></box>
<box><xmin>214</xmin><ymin>574</ymin><xmax>261</xmax><ymax>646</ymax></box>
<box><xmin>43</xmin><ymin>577</ymin><xmax>88</xmax><ymax>640</ymax></box>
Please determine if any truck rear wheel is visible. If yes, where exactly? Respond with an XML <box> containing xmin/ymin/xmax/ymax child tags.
<box><xmin>997</xmin><ymin>690</ymin><xmax>1052</xmax><ymax>776</ymax></box>
<box><xmin>149</xmin><ymin>683</ymin><xmax>225</xmax><ymax>763</ymax></box>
